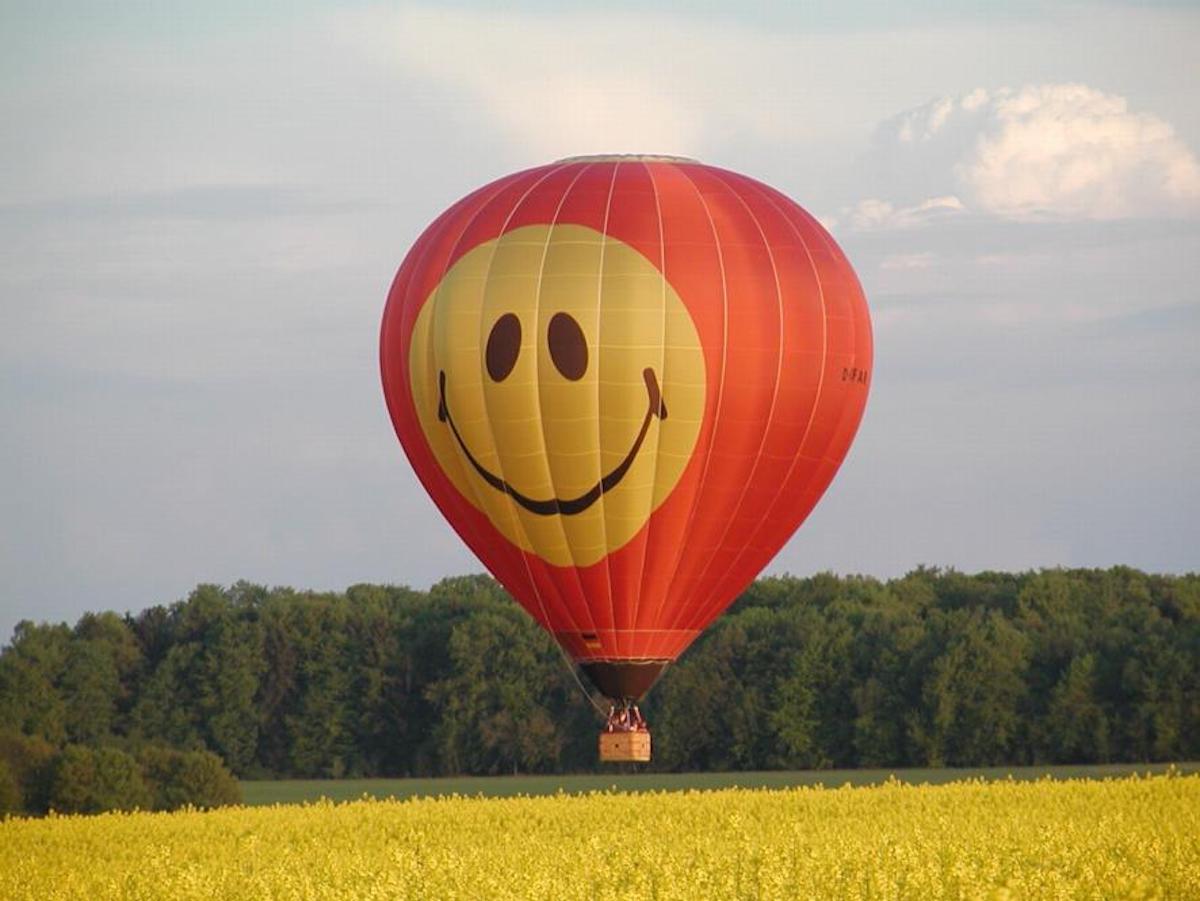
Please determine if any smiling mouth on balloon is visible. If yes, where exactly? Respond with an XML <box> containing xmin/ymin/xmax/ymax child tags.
<box><xmin>437</xmin><ymin>368</ymin><xmax>668</xmax><ymax>516</ymax></box>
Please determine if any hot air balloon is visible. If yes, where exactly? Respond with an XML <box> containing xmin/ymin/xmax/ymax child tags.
<box><xmin>380</xmin><ymin>155</ymin><xmax>872</xmax><ymax>762</ymax></box>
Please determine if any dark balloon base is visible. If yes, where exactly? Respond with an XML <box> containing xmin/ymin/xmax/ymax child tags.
<box><xmin>580</xmin><ymin>660</ymin><xmax>668</xmax><ymax>701</ymax></box>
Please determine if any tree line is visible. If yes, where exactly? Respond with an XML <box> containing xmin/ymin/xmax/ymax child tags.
<box><xmin>1</xmin><ymin>567</ymin><xmax>1196</xmax><ymax>788</ymax></box>
<box><xmin>0</xmin><ymin>733</ymin><xmax>240</xmax><ymax>816</ymax></box>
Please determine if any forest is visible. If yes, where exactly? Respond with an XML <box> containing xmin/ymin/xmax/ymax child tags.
<box><xmin>1</xmin><ymin>567</ymin><xmax>1196</xmax><ymax>791</ymax></box>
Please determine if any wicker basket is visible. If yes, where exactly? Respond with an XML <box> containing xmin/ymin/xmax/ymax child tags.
<box><xmin>599</xmin><ymin>730</ymin><xmax>651</xmax><ymax>763</ymax></box>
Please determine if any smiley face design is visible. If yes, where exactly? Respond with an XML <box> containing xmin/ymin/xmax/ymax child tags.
<box><xmin>408</xmin><ymin>223</ymin><xmax>706</xmax><ymax>568</ymax></box>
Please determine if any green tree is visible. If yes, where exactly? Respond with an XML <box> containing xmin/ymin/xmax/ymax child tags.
<box><xmin>128</xmin><ymin>586</ymin><xmax>265</xmax><ymax>773</ymax></box>
<box><xmin>199</xmin><ymin>615</ymin><xmax>264</xmax><ymax>773</ymax></box>
<box><xmin>428</xmin><ymin>607</ymin><xmax>581</xmax><ymax>775</ymax></box>
<box><xmin>1045</xmin><ymin>654</ymin><xmax>1109</xmax><ymax>763</ymax></box>
<box><xmin>0</xmin><ymin>622</ymin><xmax>72</xmax><ymax>744</ymax></box>
<box><xmin>0</xmin><ymin>758</ymin><xmax>21</xmax><ymax>816</ymax></box>
<box><xmin>282</xmin><ymin>593</ymin><xmax>355</xmax><ymax>777</ymax></box>
<box><xmin>0</xmin><ymin>731</ymin><xmax>58</xmax><ymax>814</ymax></box>
<box><xmin>49</xmin><ymin>745</ymin><xmax>150</xmax><ymax>814</ymax></box>
<box><xmin>910</xmin><ymin>610</ymin><xmax>1029</xmax><ymax>766</ymax></box>
<box><xmin>656</xmin><ymin>602</ymin><xmax>850</xmax><ymax>771</ymax></box>
<box><xmin>3</xmin><ymin>568</ymin><xmax>1198</xmax><ymax>781</ymax></box>
<box><xmin>770</xmin><ymin>643</ymin><xmax>825</xmax><ymax>768</ymax></box>
<box><xmin>130</xmin><ymin>642</ymin><xmax>204</xmax><ymax>750</ymax></box>
<box><xmin>61</xmin><ymin>640</ymin><xmax>120</xmax><ymax>745</ymax></box>
<box><xmin>652</xmin><ymin>645</ymin><xmax>730</xmax><ymax>771</ymax></box>
<box><xmin>847</xmin><ymin>591</ymin><xmax>926</xmax><ymax>768</ymax></box>
<box><xmin>172</xmin><ymin>749</ymin><xmax>242</xmax><ymax>808</ymax></box>
<box><xmin>342</xmin><ymin>584</ymin><xmax>438</xmax><ymax>776</ymax></box>
<box><xmin>139</xmin><ymin>746</ymin><xmax>241</xmax><ymax>810</ymax></box>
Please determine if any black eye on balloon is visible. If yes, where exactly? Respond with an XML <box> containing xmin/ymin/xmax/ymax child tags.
<box><xmin>486</xmin><ymin>313</ymin><xmax>521</xmax><ymax>382</ymax></box>
<box><xmin>548</xmin><ymin>312</ymin><xmax>588</xmax><ymax>380</ymax></box>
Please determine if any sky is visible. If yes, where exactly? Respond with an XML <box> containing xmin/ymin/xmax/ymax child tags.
<box><xmin>2</xmin><ymin>0</ymin><xmax>1198</xmax><ymax>640</ymax></box>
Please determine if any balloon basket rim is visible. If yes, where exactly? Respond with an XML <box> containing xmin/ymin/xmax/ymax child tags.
<box><xmin>599</xmin><ymin>703</ymin><xmax>651</xmax><ymax>763</ymax></box>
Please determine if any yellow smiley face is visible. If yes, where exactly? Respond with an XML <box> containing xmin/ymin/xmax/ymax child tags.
<box><xmin>408</xmin><ymin>223</ymin><xmax>706</xmax><ymax>568</ymax></box>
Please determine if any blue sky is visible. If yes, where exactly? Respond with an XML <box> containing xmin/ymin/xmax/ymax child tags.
<box><xmin>1</xmin><ymin>1</ymin><xmax>1198</xmax><ymax>639</ymax></box>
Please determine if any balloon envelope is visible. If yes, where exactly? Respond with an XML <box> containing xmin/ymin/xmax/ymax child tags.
<box><xmin>381</xmin><ymin>155</ymin><xmax>872</xmax><ymax>699</ymax></box>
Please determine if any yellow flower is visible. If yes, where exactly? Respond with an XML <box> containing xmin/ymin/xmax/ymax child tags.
<box><xmin>1</xmin><ymin>774</ymin><xmax>1196</xmax><ymax>899</ymax></box>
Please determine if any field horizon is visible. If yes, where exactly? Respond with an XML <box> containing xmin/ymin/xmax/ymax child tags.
<box><xmin>240</xmin><ymin>760</ymin><xmax>1198</xmax><ymax>806</ymax></box>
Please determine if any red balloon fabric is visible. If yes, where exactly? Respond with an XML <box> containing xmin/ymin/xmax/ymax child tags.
<box><xmin>381</xmin><ymin>156</ymin><xmax>871</xmax><ymax>698</ymax></box>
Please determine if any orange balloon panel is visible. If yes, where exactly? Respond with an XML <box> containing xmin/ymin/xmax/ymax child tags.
<box><xmin>380</xmin><ymin>156</ymin><xmax>872</xmax><ymax>693</ymax></box>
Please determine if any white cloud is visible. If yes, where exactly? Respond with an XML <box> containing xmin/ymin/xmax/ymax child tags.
<box><xmin>879</xmin><ymin>252</ymin><xmax>937</xmax><ymax>271</ymax></box>
<box><xmin>342</xmin><ymin>6</ymin><xmax>1051</xmax><ymax>163</ymax></box>
<box><xmin>345</xmin><ymin>7</ymin><xmax>764</xmax><ymax>158</ymax></box>
<box><xmin>966</xmin><ymin>85</ymin><xmax>1200</xmax><ymax>219</ymax></box>
<box><xmin>842</xmin><ymin>195</ymin><xmax>964</xmax><ymax>230</ymax></box>
<box><xmin>387</xmin><ymin>11</ymin><xmax>705</xmax><ymax>157</ymax></box>
<box><xmin>858</xmin><ymin>83</ymin><xmax>1200</xmax><ymax>225</ymax></box>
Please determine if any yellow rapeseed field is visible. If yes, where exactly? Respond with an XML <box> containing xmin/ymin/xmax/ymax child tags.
<box><xmin>2</xmin><ymin>773</ymin><xmax>1197</xmax><ymax>899</ymax></box>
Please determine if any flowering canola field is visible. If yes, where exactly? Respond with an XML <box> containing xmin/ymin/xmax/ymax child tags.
<box><xmin>3</xmin><ymin>773</ymin><xmax>1197</xmax><ymax>899</ymax></box>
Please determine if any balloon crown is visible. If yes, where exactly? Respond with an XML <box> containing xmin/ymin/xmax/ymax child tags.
<box><xmin>554</xmin><ymin>153</ymin><xmax>700</xmax><ymax>163</ymax></box>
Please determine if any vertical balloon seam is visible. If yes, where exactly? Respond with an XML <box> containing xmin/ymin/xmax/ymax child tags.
<box><xmin>651</xmin><ymin>163</ymin><xmax>733</xmax><ymax>642</ymax></box>
<box><xmin>528</xmin><ymin>163</ymin><xmax>604</xmax><ymax>640</ymax></box>
<box><xmin>519</xmin><ymin>167</ymin><xmax>631</xmax><ymax>711</ymax></box>
<box><xmin>690</xmin><ymin>175</ymin><xmax>832</xmax><ymax>616</ymax></box>
<box><xmin>786</xmin><ymin>199</ymin><xmax>870</xmax><ymax>532</ymax></box>
<box><xmin>388</xmin><ymin>181</ymin><xmax>518</xmax><ymax>601</ymax></box>
<box><xmin>382</xmin><ymin>183</ymin><xmax>493</xmax><ymax>441</ymax></box>
<box><xmin>460</xmin><ymin>163</ymin><xmax>581</xmax><ymax>635</ymax></box>
<box><xmin>699</xmin><ymin>190</ymin><xmax>846</xmax><ymax>620</ymax></box>
<box><xmin>674</xmin><ymin>172</ymin><xmax>787</xmax><ymax>631</ymax></box>
<box><xmin>425</xmin><ymin>186</ymin><xmax>554</xmax><ymax>620</ymax></box>
<box><xmin>628</xmin><ymin>161</ymin><xmax>710</xmax><ymax>643</ymax></box>
<box><xmin>657</xmin><ymin>167</ymin><xmax>771</xmax><ymax>635</ymax></box>
<box><xmin>629</xmin><ymin>159</ymin><xmax>670</xmax><ymax>642</ymax></box>
<box><xmin>474</xmin><ymin>164</ymin><xmax>589</xmax><ymax>636</ymax></box>
<box><xmin>645</xmin><ymin>162</ymin><xmax>728</xmax><ymax>641</ymax></box>
<box><xmin>593</xmin><ymin>161</ymin><xmax>622</xmax><ymax>653</ymax></box>
<box><xmin>706</xmin><ymin>177</ymin><xmax>843</xmax><ymax>613</ymax></box>
<box><xmin>421</xmin><ymin>180</ymin><xmax>547</xmax><ymax>533</ymax></box>
<box><xmin>768</xmin><ymin>195</ymin><xmax>866</xmax><ymax>513</ymax></box>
